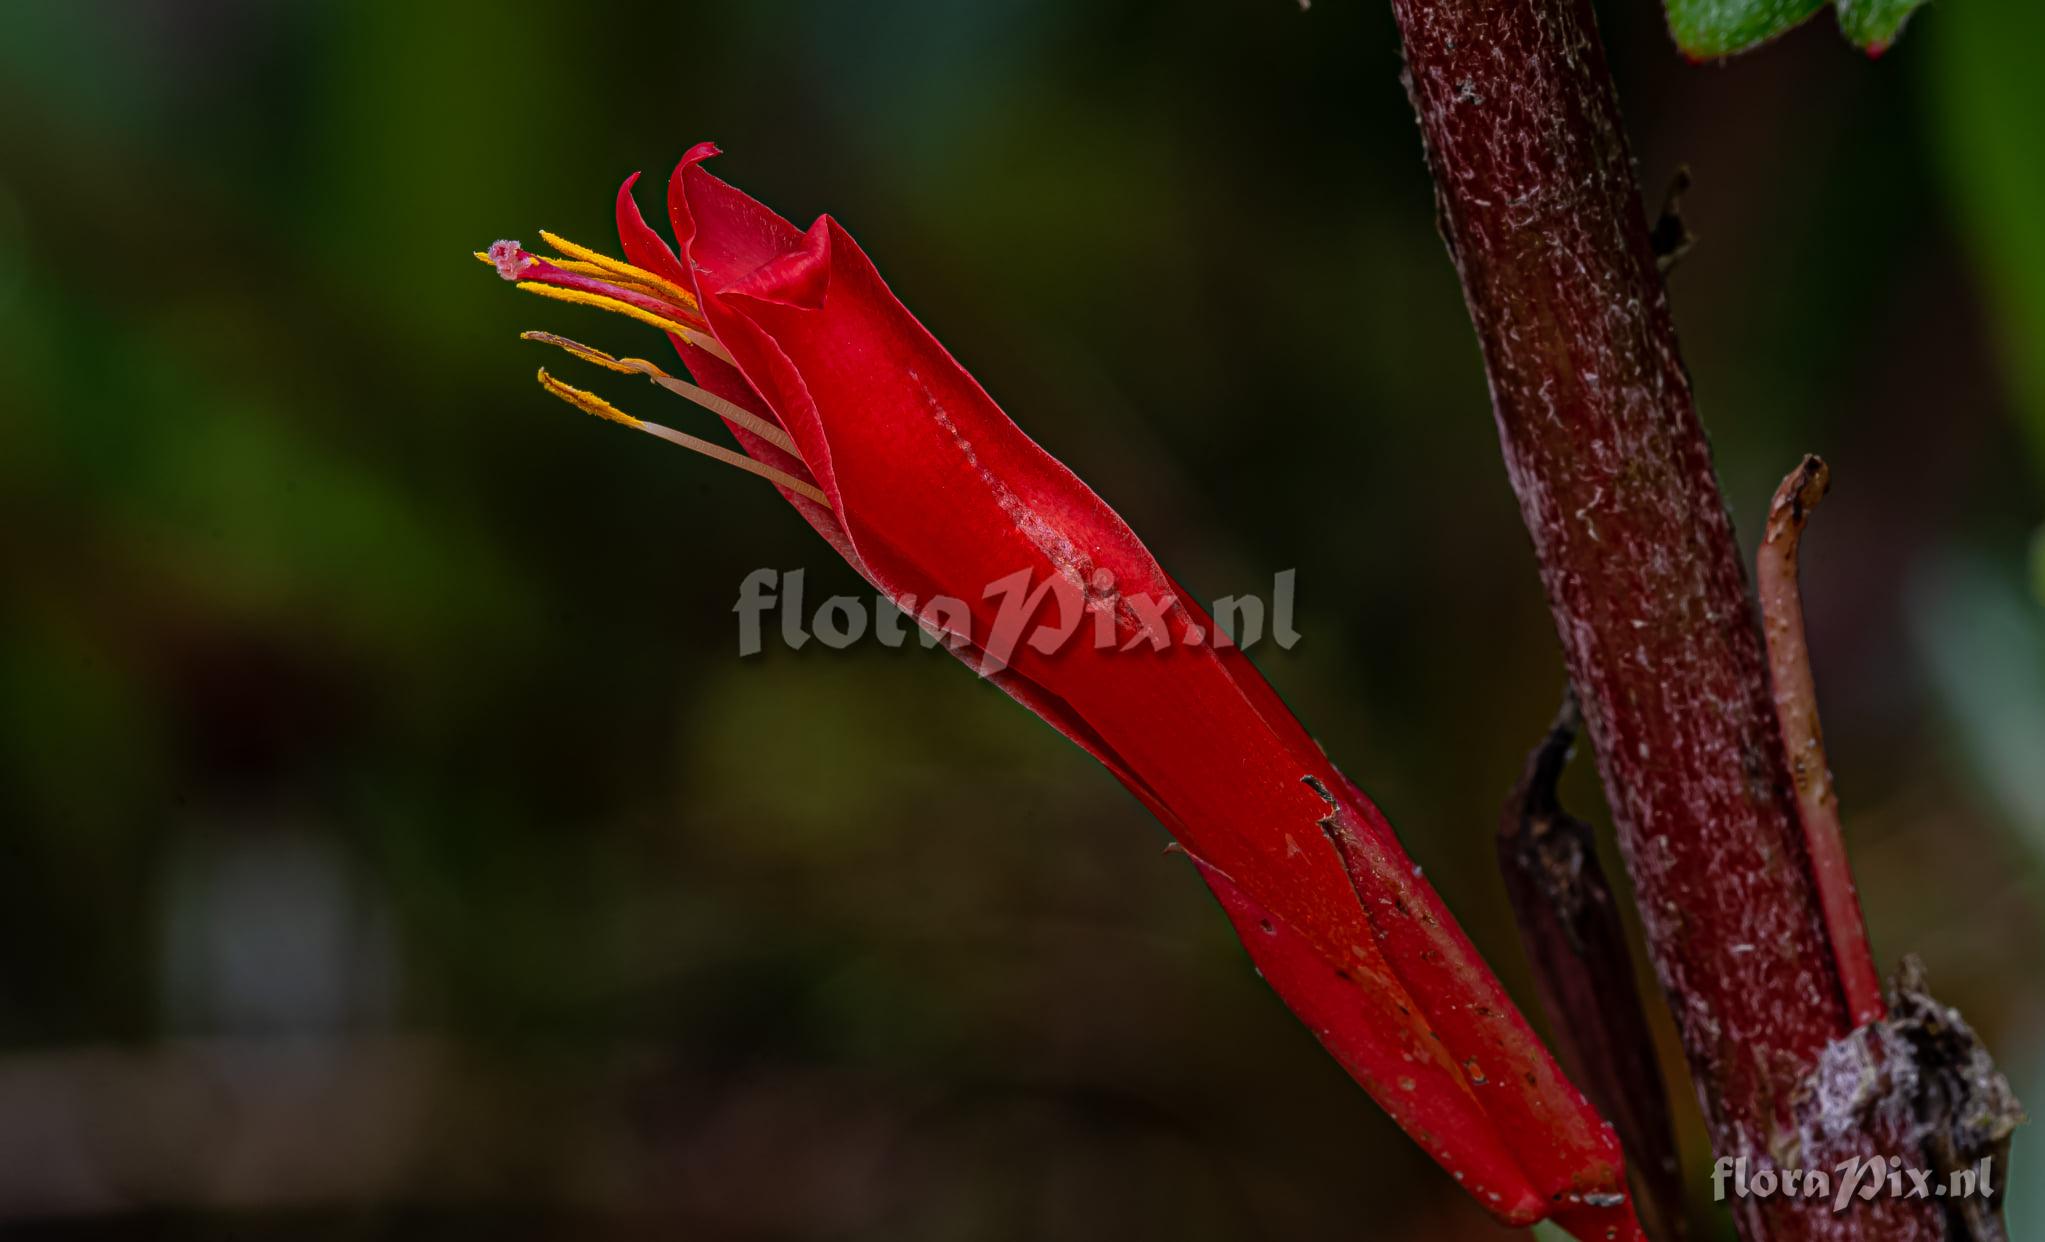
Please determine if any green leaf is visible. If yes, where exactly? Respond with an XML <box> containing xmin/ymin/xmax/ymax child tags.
<box><xmin>1835</xmin><ymin>0</ymin><xmax>1929</xmax><ymax>50</ymax></box>
<box><xmin>1664</xmin><ymin>0</ymin><xmax>1929</xmax><ymax>57</ymax></box>
<box><xmin>1665</xmin><ymin>0</ymin><xmax>1823</xmax><ymax>59</ymax></box>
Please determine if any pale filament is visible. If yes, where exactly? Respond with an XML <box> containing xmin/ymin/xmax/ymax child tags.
<box><xmin>534</xmin><ymin>368</ymin><xmax>830</xmax><ymax>509</ymax></box>
<box><xmin>519</xmin><ymin>331</ymin><xmax>798</xmax><ymax>456</ymax></box>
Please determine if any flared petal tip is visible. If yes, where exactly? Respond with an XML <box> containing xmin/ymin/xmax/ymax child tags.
<box><xmin>722</xmin><ymin>217</ymin><xmax>834</xmax><ymax>310</ymax></box>
<box><xmin>681</xmin><ymin>140</ymin><xmax>723</xmax><ymax>168</ymax></box>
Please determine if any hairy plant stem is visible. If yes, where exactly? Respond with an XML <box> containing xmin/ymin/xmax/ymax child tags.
<box><xmin>1384</xmin><ymin>1</ymin><xmax>1949</xmax><ymax>1235</ymax></box>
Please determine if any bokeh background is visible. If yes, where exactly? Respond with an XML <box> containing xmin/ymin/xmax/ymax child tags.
<box><xmin>2</xmin><ymin>1</ymin><xmax>2041</xmax><ymax>1238</ymax></box>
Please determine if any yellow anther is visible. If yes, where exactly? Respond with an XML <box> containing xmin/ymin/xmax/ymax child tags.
<box><xmin>531</xmin><ymin>257</ymin><xmax>668</xmax><ymax>297</ymax></box>
<box><xmin>512</xmin><ymin>282</ymin><xmax>737</xmax><ymax>367</ymax></box>
<box><xmin>479</xmin><ymin>248</ymin><xmax>683</xmax><ymax>314</ymax></box>
<box><xmin>520</xmin><ymin>331</ymin><xmax>668</xmax><ymax>378</ymax></box>
<box><xmin>522</xmin><ymin>331</ymin><xmax>800</xmax><ymax>457</ymax></box>
<box><xmin>537</xmin><ymin>367</ymin><xmax>642</xmax><ymax>428</ymax></box>
<box><xmin>515</xmin><ymin>281</ymin><xmax>699</xmax><ymax>344</ymax></box>
<box><xmin>533</xmin><ymin>369</ymin><xmax>829</xmax><ymax>508</ymax></box>
<box><xmin>538</xmin><ymin>230</ymin><xmax>699</xmax><ymax>309</ymax></box>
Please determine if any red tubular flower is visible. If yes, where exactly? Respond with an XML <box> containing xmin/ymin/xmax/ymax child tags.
<box><xmin>482</xmin><ymin>143</ymin><xmax>1643</xmax><ymax>1240</ymax></box>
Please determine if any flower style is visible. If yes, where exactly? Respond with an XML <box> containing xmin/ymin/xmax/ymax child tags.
<box><xmin>481</xmin><ymin>143</ymin><xmax>1643</xmax><ymax>1239</ymax></box>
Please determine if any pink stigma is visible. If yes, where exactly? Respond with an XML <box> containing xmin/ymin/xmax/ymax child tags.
<box><xmin>488</xmin><ymin>239</ymin><xmax>534</xmax><ymax>281</ymax></box>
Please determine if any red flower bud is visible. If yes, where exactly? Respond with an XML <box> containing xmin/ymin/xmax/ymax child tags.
<box><xmin>484</xmin><ymin>144</ymin><xmax>1643</xmax><ymax>1239</ymax></box>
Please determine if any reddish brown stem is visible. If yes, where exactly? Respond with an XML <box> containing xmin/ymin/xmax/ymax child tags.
<box><xmin>1758</xmin><ymin>455</ymin><xmax>1884</xmax><ymax>1028</ymax></box>
<box><xmin>1383</xmin><ymin>1</ymin><xmax>1941</xmax><ymax>1236</ymax></box>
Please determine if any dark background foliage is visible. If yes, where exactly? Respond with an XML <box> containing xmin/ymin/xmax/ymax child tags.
<box><xmin>0</xmin><ymin>1</ymin><xmax>2039</xmax><ymax>1238</ymax></box>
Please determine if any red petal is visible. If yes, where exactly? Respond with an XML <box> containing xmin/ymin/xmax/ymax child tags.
<box><xmin>613</xmin><ymin>172</ymin><xmax>693</xmax><ymax>293</ymax></box>
<box><xmin>1187</xmin><ymin>848</ymin><xmax>1547</xmax><ymax>1226</ymax></box>
<box><xmin>615</xmin><ymin>173</ymin><xmax>860</xmax><ymax>572</ymax></box>
<box><xmin>666</xmin><ymin>141</ymin><xmax>811</xmax><ymax>296</ymax></box>
<box><xmin>1319</xmin><ymin>784</ymin><xmax>1634</xmax><ymax>1225</ymax></box>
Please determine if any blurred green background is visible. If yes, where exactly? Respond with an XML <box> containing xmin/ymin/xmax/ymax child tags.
<box><xmin>0</xmin><ymin>1</ymin><xmax>2040</xmax><ymax>1238</ymax></box>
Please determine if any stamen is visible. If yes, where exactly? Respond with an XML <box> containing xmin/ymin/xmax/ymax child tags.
<box><xmin>512</xmin><ymin>259</ymin><xmax>707</xmax><ymax>327</ymax></box>
<box><xmin>479</xmin><ymin>243</ymin><xmax>739</xmax><ymax>369</ymax></box>
<box><xmin>535</xmin><ymin>369</ymin><xmax>830</xmax><ymax>508</ymax></box>
<box><xmin>485</xmin><ymin>240</ymin><xmax>708</xmax><ymax>328</ymax></box>
<box><xmin>513</xmin><ymin>282</ymin><xmax>737</xmax><ymax>366</ymax></box>
<box><xmin>520</xmin><ymin>331</ymin><xmax>799</xmax><ymax>456</ymax></box>
<box><xmin>648</xmin><ymin>374</ymin><xmax>801</xmax><ymax>457</ymax></box>
<box><xmin>481</xmin><ymin>250</ymin><xmax>680</xmax><ymax>315</ymax></box>
<box><xmin>533</xmin><ymin>256</ymin><xmax>673</xmax><ymax>294</ymax></box>
<box><xmin>520</xmin><ymin>330</ymin><xmax>656</xmax><ymax>377</ymax></box>
<box><xmin>537</xmin><ymin>366</ymin><xmax>642</xmax><ymax>428</ymax></box>
<box><xmin>537</xmin><ymin>229</ymin><xmax>700</xmax><ymax>310</ymax></box>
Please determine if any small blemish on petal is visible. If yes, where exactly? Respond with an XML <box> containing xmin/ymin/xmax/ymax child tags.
<box><xmin>914</xmin><ymin>373</ymin><xmax>1131</xmax><ymax>621</ymax></box>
